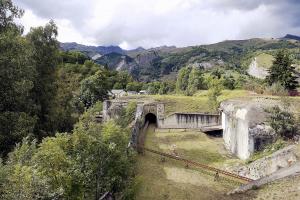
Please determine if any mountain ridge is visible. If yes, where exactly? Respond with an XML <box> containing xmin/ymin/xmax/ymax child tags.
<box><xmin>60</xmin><ymin>36</ymin><xmax>300</xmax><ymax>81</ymax></box>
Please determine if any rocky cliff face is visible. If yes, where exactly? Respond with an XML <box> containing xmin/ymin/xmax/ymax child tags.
<box><xmin>247</xmin><ymin>57</ymin><xmax>269</xmax><ymax>79</ymax></box>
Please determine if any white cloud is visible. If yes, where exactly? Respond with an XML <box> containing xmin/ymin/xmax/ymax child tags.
<box><xmin>18</xmin><ymin>10</ymin><xmax>48</xmax><ymax>33</ymax></box>
<box><xmin>14</xmin><ymin>0</ymin><xmax>300</xmax><ymax>49</ymax></box>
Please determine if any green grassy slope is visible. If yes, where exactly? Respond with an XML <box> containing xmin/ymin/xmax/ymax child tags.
<box><xmin>135</xmin><ymin>125</ymin><xmax>251</xmax><ymax>200</ymax></box>
<box><xmin>255</xmin><ymin>53</ymin><xmax>274</xmax><ymax>69</ymax></box>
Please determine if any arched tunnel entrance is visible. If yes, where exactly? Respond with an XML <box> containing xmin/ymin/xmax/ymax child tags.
<box><xmin>137</xmin><ymin>113</ymin><xmax>157</xmax><ymax>153</ymax></box>
<box><xmin>144</xmin><ymin>113</ymin><xmax>157</xmax><ymax>126</ymax></box>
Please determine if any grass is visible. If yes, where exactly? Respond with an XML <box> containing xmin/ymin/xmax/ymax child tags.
<box><xmin>245</xmin><ymin>139</ymin><xmax>288</xmax><ymax>164</ymax></box>
<box><xmin>255</xmin><ymin>53</ymin><xmax>274</xmax><ymax>69</ymax></box>
<box><xmin>245</xmin><ymin>174</ymin><xmax>300</xmax><ymax>200</ymax></box>
<box><xmin>152</xmin><ymin>90</ymin><xmax>252</xmax><ymax>115</ymax></box>
<box><xmin>119</xmin><ymin>89</ymin><xmax>300</xmax><ymax>115</ymax></box>
<box><xmin>135</xmin><ymin>125</ymin><xmax>248</xmax><ymax>200</ymax></box>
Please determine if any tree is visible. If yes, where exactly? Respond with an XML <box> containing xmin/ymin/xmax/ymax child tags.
<box><xmin>0</xmin><ymin>0</ymin><xmax>24</xmax><ymax>33</ymax></box>
<box><xmin>1</xmin><ymin>115</ymin><xmax>135</xmax><ymax>199</ymax></box>
<box><xmin>176</xmin><ymin>66</ymin><xmax>204</xmax><ymax>96</ymax></box>
<box><xmin>223</xmin><ymin>75</ymin><xmax>236</xmax><ymax>90</ymax></box>
<box><xmin>0</xmin><ymin>0</ymin><xmax>36</xmax><ymax>154</ymax></box>
<box><xmin>266</xmin><ymin>106</ymin><xmax>298</xmax><ymax>139</ymax></box>
<box><xmin>116</xmin><ymin>101</ymin><xmax>137</xmax><ymax>127</ymax></box>
<box><xmin>115</xmin><ymin>71</ymin><xmax>133</xmax><ymax>89</ymax></box>
<box><xmin>2</xmin><ymin>138</ymin><xmax>55</xmax><ymax>200</ymax></box>
<box><xmin>126</xmin><ymin>82</ymin><xmax>142</xmax><ymax>92</ymax></box>
<box><xmin>187</xmin><ymin>67</ymin><xmax>204</xmax><ymax>95</ymax></box>
<box><xmin>147</xmin><ymin>82</ymin><xmax>161</xmax><ymax>94</ymax></box>
<box><xmin>206</xmin><ymin>77</ymin><xmax>223</xmax><ymax>111</ymax></box>
<box><xmin>266</xmin><ymin>50</ymin><xmax>298</xmax><ymax>90</ymax></box>
<box><xmin>176</xmin><ymin>66</ymin><xmax>191</xmax><ymax>94</ymax></box>
<box><xmin>26</xmin><ymin>21</ymin><xmax>60</xmax><ymax>138</ymax></box>
<box><xmin>79</xmin><ymin>70</ymin><xmax>110</xmax><ymax>108</ymax></box>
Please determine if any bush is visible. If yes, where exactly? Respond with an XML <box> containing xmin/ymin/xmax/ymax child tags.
<box><xmin>243</xmin><ymin>80</ymin><xmax>265</xmax><ymax>94</ymax></box>
<box><xmin>116</xmin><ymin>101</ymin><xmax>137</xmax><ymax>128</ymax></box>
<box><xmin>265</xmin><ymin>106</ymin><xmax>298</xmax><ymax>139</ymax></box>
<box><xmin>264</xmin><ymin>82</ymin><xmax>288</xmax><ymax>96</ymax></box>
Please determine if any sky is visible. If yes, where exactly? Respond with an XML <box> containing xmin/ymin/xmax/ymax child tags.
<box><xmin>14</xmin><ymin>0</ymin><xmax>300</xmax><ymax>50</ymax></box>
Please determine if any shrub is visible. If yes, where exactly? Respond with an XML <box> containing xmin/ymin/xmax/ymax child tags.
<box><xmin>264</xmin><ymin>82</ymin><xmax>288</xmax><ymax>96</ymax></box>
<box><xmin>265</xmin><ymin>106</ymin><xmax>298</xmax><ymax>139</ymax></box>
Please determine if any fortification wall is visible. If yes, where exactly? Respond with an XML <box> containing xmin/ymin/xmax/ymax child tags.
<box><xmin>158</xmin><ymin>113</ymin><xmax>220</xmax><ymax>129</ymax></box>
<box><xmin>220</xmin><ymin>99</ymin><xmax>276</xmax><ymax>160</ymax></box>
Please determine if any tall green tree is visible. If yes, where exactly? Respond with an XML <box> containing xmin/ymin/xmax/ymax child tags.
<box><xmin>0</xmin><ymin>0</ymin><xmax>36</xmax><ymax>155</ymax></box>
<box><xmin>266</xmin><ymin>50</ymin><xmax>298</xmax><ymax>90</ymax></box>
<box><xmin>187</xmin><ymin>67</ymin><xmax>204</xmax><ymax>95</ymax></box>
<box><xmin>176</xmin><ymin>66</ymin><xmax>204</xmax><ymax>96</ymax></box>
<box><xmin>176</xmin><ymin>66</ymin><xmax>191</xmax><ymax>94</ymax></box>
<box><xmin>126</xmin><ymin>82</ymin><xmax>142</xmax><ymax>92</ymax></box>
<box><xmin>206</xmin><ymin>76</ymin><xmax>223</xmax><ymax>111</ymax></box>
<box><xmin>79</xmin><ymin>70</ymin><xmax>110</xmax><ymax>108</ymax></box>
<box><xmin>0</xmin><ymin>0</ymin><xmax>23</xmax><ymax>32</ymax></box>
<box><xmin>27</xmin><ymin>21</ymin><xmax>60</xmax><ymax>138</ymax></box>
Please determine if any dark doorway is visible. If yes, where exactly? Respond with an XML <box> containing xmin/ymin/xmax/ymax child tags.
<box><xmin>205</xmin><ymin>130</ymin><xmax>223</xmax><ymax>137</ymax></box>
<box><xmin>145</xmin><ymin>113</ymin><xmax>157</xmax><ymax>125</ymax></box>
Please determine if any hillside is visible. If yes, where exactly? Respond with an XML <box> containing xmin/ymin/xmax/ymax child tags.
<box><xmin>60</xmin><ymin>37</ymin><xmax>300</xmax><ymax>81</ymax></box>
<box><xmin>282</xmin><ymin>34</ymin><xmax>300</xmax><ymax>41</ymax></box>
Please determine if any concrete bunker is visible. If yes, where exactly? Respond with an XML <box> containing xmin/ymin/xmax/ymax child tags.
<box><xmin>144</xmin><ymin>113</ymin><xmax>157</xmax><ymax>126</ymax></box>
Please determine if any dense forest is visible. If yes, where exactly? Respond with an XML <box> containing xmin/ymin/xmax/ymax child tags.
<box><xmin>0</xmin><ymin>1</ymin><xmax>138</xmax><ymax>199</ymax></box>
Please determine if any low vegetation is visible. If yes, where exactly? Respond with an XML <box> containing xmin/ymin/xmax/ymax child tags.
<box><xmin>135</xmin><ymin>126</ymin><xmax>244</xmax><ymax>200</ymax></box>
<box><xmin>246</xmin><ymin>139</ymin><xmax>287</xmax><ymax>164</ymax></box>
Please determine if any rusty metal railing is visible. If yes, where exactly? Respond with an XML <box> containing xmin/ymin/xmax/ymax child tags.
<box><xmin>139</xmin><ymin>146</ymin><xmax>253</xmax><ymax>183</ymax></box>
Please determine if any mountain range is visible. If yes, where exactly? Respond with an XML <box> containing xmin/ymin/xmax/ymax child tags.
<box><xmin>60</xmin><ymin>34</ymin><xmax>300</xmax><ymax>81</ymax></box>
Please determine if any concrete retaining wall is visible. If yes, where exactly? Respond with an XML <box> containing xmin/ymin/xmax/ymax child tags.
<box><xmin>222</xmin><ymin>109</ymin><xmax>253</xmax><ymax>160</ymax></box>
<box><xmin>158</xmin><ymin>113</ymin><xmax>220</xmax><ymax>129</ymax></box>
<box><xmin>235</xmin><ymin>145</ymin><xmax>298</xmax><ymax>180</ymax></box>
<box><xmin>220</xmin><ymin>99</ymin><xmax>276</xmax><ymax>160</ymax></box>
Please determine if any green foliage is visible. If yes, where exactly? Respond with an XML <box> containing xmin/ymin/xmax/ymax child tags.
<box><xmin>126</xmin><ymin>81</ymin><xmax>143</xmax><ymax>92</ymax></box>
<box><xmin>206</xmin><ymin>76</ymin><xmax>223</xmax><ymax>111</ymax></box>
<box><xmin>265</xmin><ymin>105</ymin><xmax>298</xmax><ymax>139</ymax></box>
<box><xmin>246</xmin><ymin>139</ymin><xmax>286</xmax><ymax>164</ymax></box>
<box><xmin>59</xmin><ymin>51</ymin><xmax>89</xmax><ymax>64</ymax></box>
<box><xmin>147</xmin><ymin>82</ymin><xmax>162</xmax><ymax>94</ymax></box>
<box><xmin>1</xmin><ymin>104</ymin><xmax>135</xmax><ymax>199</ymax></box>
<box><xmin>115</xmin><ymin>71</ymin><xmax>133</xmax><ymax>89</ymax></box>
<box><xmin>176</xmin><ymin>66</ymin><xmax>205</xmax><ymax>96</ymax></box>
<box><xmin>176</xmin><ymin>66</ymin><xmax>190</xmax><ymax>94</ymax></box>
<box><xmin>116</xmin><ymin>101</ymin><xmax>137</xmax><ymax>128</ymax></box>
<box><xmin>223</xmin><ymin>75</ymin><xmax>236</xmax><ymax>90</ymax></box>
<box><xmin>26</xmin><ymin>21</ymin><xmax>60</xmax><ymax>138</ymax></box>
<box><xmin>158</xmin><ymin>81</ymin><xmax>175</xmax><ymax>95</ymax></box>
<box><xmin>53</xmin><ymin>60</ymin><xmax>101</xmax><ymax>132</ymax></box>
<box><xmin>265</xmin><ymin>82</ymin><xmax>288</xmax><ymax>96</ymax></box>
<box><xmin>79</xmin><ymin>70</ymin><xmax>110</xmax><ymax>108</ymax></box>
<box><xmin>243</xmin><ymin>77</ymin><xmax>266</xmax><ymax>94</ymax></box>
<box><xmin>0</xmin><ymin>3</ymin><xmax>36</xmax><ymax>154</ymax></box>
<box><xmin>187</xmin><ymin>67</ymin><xmax>205</xmax><ymax>95</ymax></box>
<box><xmin>0</xmin><ymin>0</ymin><xmax>24</xmax><ymax>32</ymax></box>
<box><xmin>266</xmin><ymin>50</ymin><xmax>298</xmax><ymax>90</ymax></box>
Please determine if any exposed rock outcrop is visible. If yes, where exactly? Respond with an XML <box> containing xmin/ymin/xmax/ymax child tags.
<box><xmin>247</xmin><ymin>57</ymin><xmax>268</xmax><ymax>79</ymax></box>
